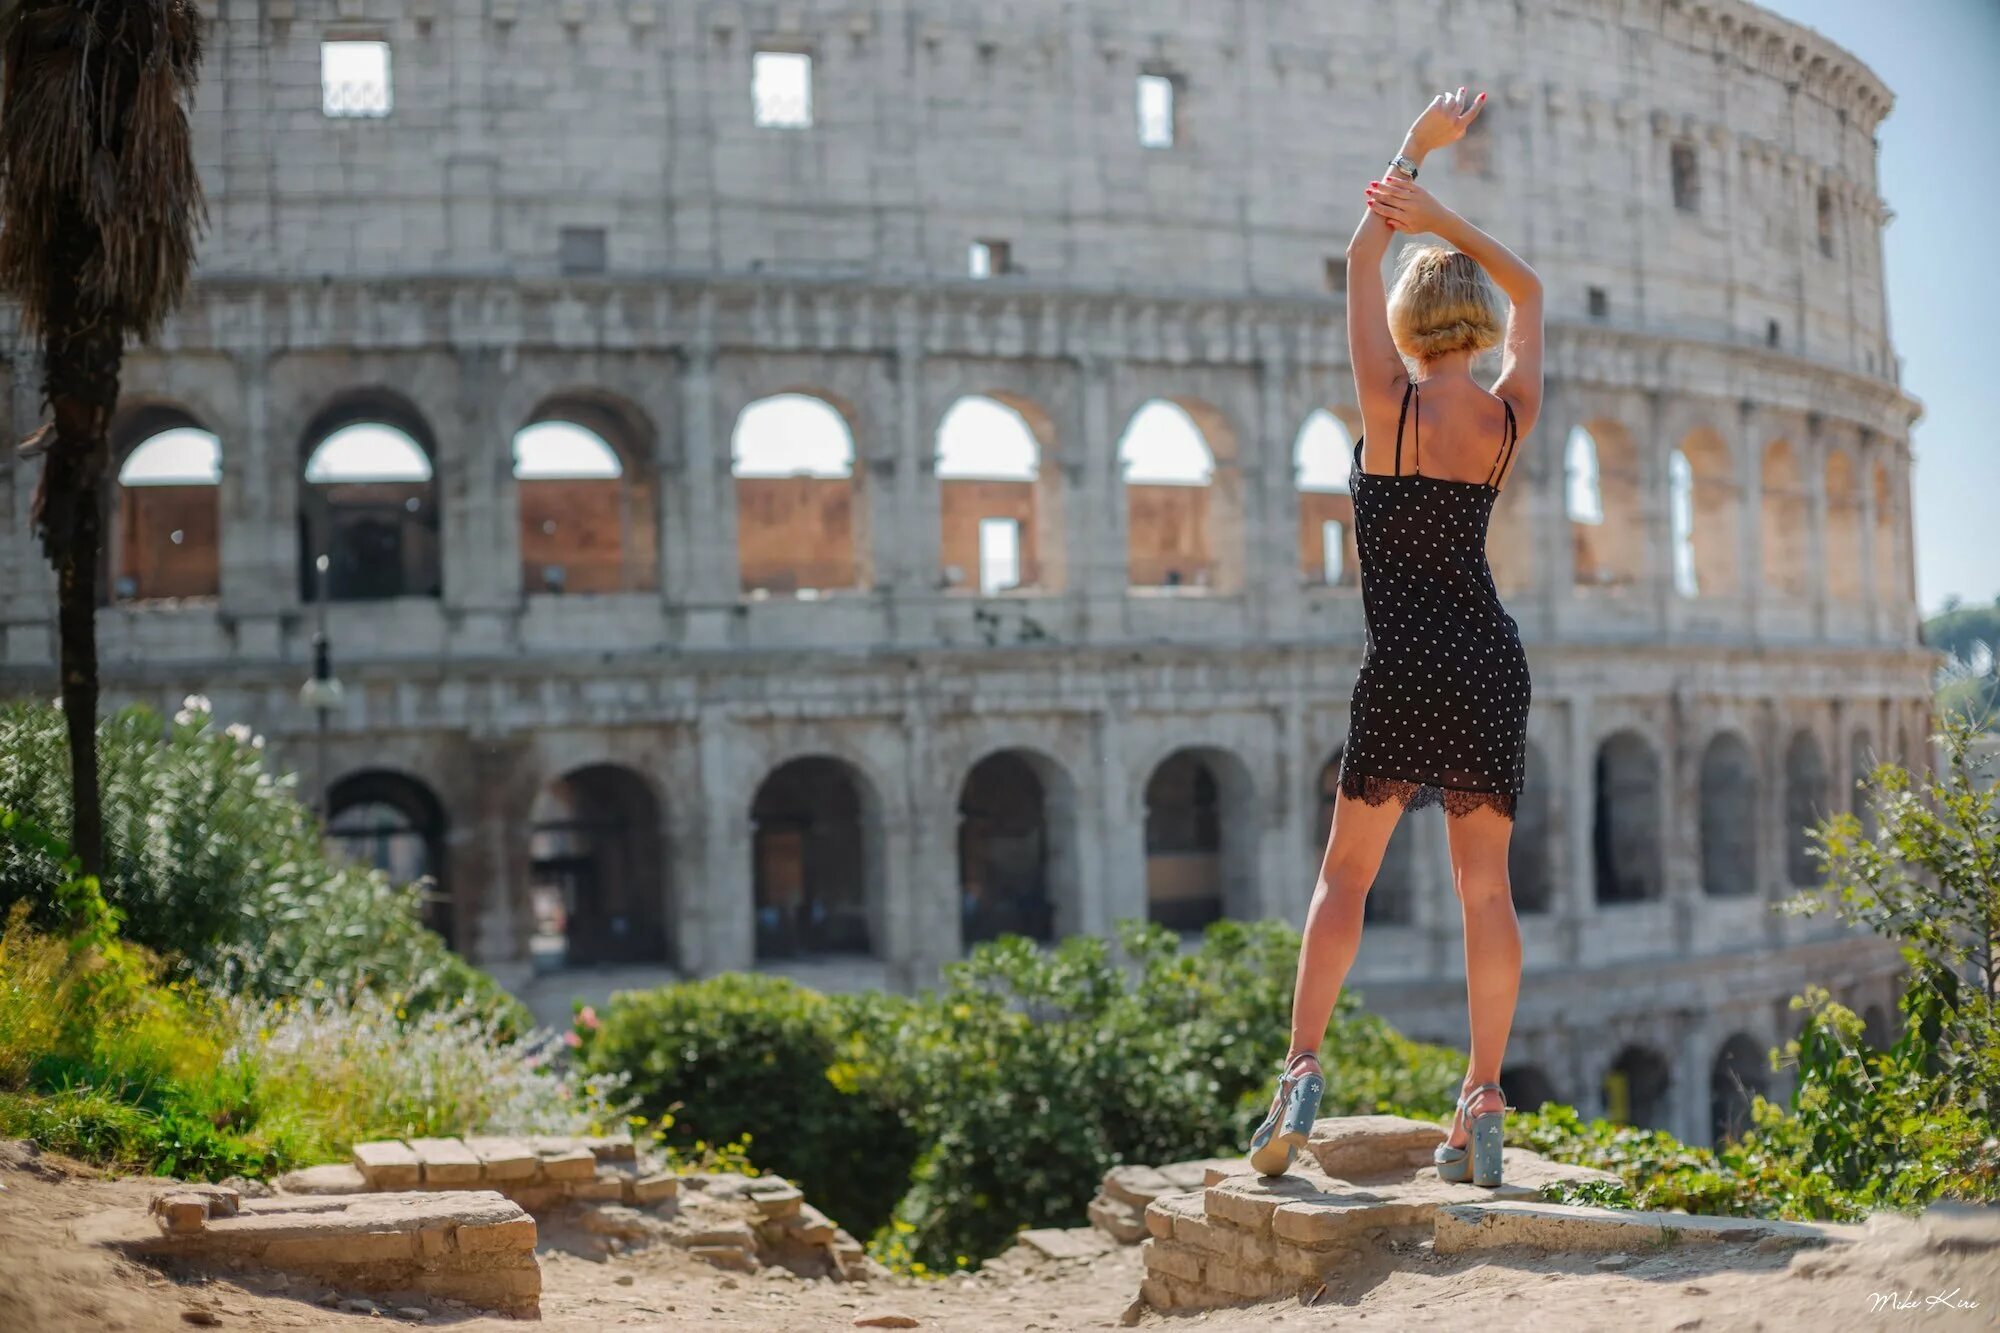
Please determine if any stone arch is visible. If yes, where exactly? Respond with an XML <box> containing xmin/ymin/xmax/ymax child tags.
<box><xmin>1675</xmin><ymin>427</ymin><xmax>1737</xmax><ymax>597</ymax></box>
<box><xmin>1823</xmin><ymin>449</ymin><xmax>1862</xmax><ymax>602</ymax></box>
<box><xmin>107</xmin><ymin>403</ymin><xmax>221</xmax><ymax>605</ymax></box>
<box><xmin>1871</xmin><ymin>460</ymin><xmax>1900</xmax><ymax>606</ymax></box>
<box><xmin>1760</xmin><ymin>440</ymin><xmax>1809</xmax><ymax>600</ymax></box>
<box><xmin>1784</xmin><ymin>729</ymin><xmax>1828</xmax><ymax>886</ymax></box>
<box><xmin>1294</xmin><ymin>408</ymin><xmax>1357</xmax><ymax>587</ymax></box>
<box><xmin>750</xmin><ymin>754</ymin><xmax>884</xmax><ymax>960</ymax></box>
<box><xmin>1118</xmin><ymin>397</ymin><xmax>1242</xmax><ymax>593</ymax></box>
<box><xmin>1500</xmin><ymin>1064</ymin><xmax>1561</xmax><ymax>1113</ymax></box>
<box><xmin>1593</xmin><ymin>730</ymin><xmax>1663</xmax><ymax>904</ymax></box>
<box><xmin>514</xmin><ymin>390</ymin><xmax>659</xmax><ymax>595</ymax></box>
<box><xmin>1315</xmin><ymin>746</ymin><xmax>1421</xmax><ymax>925</ymax></box>
<box><xmin>1509</xmin><ymin>741</ymin><xmax>1555</xmax><ymax>914</ymax></box>
<box><xmin>298</xmin><ymin>390</ymin><xmax>442</xmax><ymax>602</ymax></box>
<box><xmin>327</xmin><ymin>769</ymin><xmax>453</xmax><ymax>947</ymax></box>
<box><xmin>1603</xmin><ymin>1044</ymin><xmax>1673</xmax><ymax>1129</ymax></box>
<box><xmin>527</xmin><ymin>764</ymin><xmax>667</xmax><ymax>968</ymax></box>
<box><xmin>935</xmin><ymin>393</ymin><xmax>1055</xmax><ymax>594</ymax></box>
<box><xmin>1709</xmin><ymin>1032</ymin><xmax>1769</xmax><ymax>1144</ymax></box>
<box><xmin>1567</xmin><ymin>419</ymin><xmax>1643</xmax><ymax>588</ymax></box>
<box><xmin>957</xmin><ymin>746</ymin><xmax>1081</xmax><ymax>946</ymax></box>
<box><xmin>731</xmin><ymin>391</ymin><xmax>864</xmax><ymax>597</ymax></box>
<box><xmin>1144</xmin><ymin>746</ymin><xmax>1257</xmax><ymax>929</ymax></box>
<box><xmin>1699</xmin><ymin>732</ymin><xmax>1759</xmax><ymax>897</ymax></box>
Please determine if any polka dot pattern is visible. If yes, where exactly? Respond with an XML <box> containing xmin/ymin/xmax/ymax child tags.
<box><xmin>1338</xmin><ymin>379</ymin><xmax>1532</xmax><ymax>822</ymax></box>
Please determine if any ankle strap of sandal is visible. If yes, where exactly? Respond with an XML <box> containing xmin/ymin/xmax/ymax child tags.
<box><xmin>1285</xmin><ymin>1051</ymin><xmax>1322</xmax><ymax>1077</ymax></box>
<box><xmin>1458</xmin><ymin>1082</ymin><xmax>1507</xmax><ymax>1113</ymax></box>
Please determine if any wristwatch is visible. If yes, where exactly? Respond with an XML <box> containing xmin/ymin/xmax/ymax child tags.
<box><xmin>1388</xmin><ymin>154</ymin><xmax>1420</xmax><ymax>180</ymax></box>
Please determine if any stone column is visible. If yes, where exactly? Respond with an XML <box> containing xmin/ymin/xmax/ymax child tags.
<box><xmin>1676</xmin><ymin>1015</ymin><xmax>1712</xmax><ymax>1147</ymax></box>
<box><xmin>1736</xmin><ymin>400</ymin><xmax>1763</xmax><ymax>634</ymax></box>
<box><xmin>1071</xmin><ymin>356</ymin><xmax>1129</xmax><ymax>643</ymax></box>
<box><xmin>882</xmin><ymin>340</ymin><xmax>941</xmax><ymax>643</ymax></box>
<box><xmin>680</xmin><ymin>713</ymin><xmax>753</xmax><ymax>975</ymax></box>
<box><xmin>216</xmin><ymin>352</ymin><xmax>291</xmax><ymax>632</ymax></box>
<box><xmin>1096</xmin><ymin>706</ymin><xmax>1147</xmax><ymax>929</ymax></box>
<box><xmin>1642</xmin><ymin>389</ymin><xmax>1674</xmax><ymax>626</ymax></box>
<box><xmin>1804</xmin><ymin>414</ymin><xmax>1829</xmax><ymax>640</ymax></box>
<box><xmin>1253</xmin><ymin>352</ymin><xmax>1301</xmax><ymax>637</ymax></box>
<box><xmin>440</xmin><ymin>350</ymin><xmax>522</xmax><ymax>624</ymax></box>
<box><xmin>898</xmin><ymin>700</ymin><xmax>962</xmax><ymax>985</ymax></box>
<box><xmin>1855</xmin><ymin>428</ymin><xmax>1881</xmax><ymax>641</ymax></box>
<box><xmin>674</xmin><ymin>343</ymin><xmax>741</xmax><ymax>647</ymax></box>
<box><xmin>1558</xmin><ymin>693</ymin><xmax>1595</xmax><ymax>965</ymax></box>
<box><xmin>456</xmin><ymin>735</ymin><xmax>538</xmax><ymax>969</ymax></box>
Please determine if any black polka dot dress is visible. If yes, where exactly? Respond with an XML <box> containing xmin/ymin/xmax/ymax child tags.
<box><xmin>1338</xmin><ymin>379</ymin><xmax>1531</xmax><ymax>821</ymax></box>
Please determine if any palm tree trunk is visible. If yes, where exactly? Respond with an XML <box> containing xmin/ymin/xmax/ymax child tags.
<box><xmin>35</xmin><ymin>204</ymin><xmax>121</xmax><ymax>880</ymax></box>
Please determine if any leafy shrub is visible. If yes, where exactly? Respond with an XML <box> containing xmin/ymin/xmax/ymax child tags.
<box><xmin>0</xmin><ymin>699</ymin><xmax>513</xmax><ymax>1021</ymax></box>
<box><xmin>582</xmin><ymin>972</ymin><xmax>920</xmax><ymax>1239</ymax></box>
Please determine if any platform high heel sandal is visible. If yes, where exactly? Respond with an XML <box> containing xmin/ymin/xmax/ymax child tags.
<box><xmin>1247</xmin><ymin>1052</ymin><xmax>1325</xmax><ymax>1177</ymax></box>
<box><xmin>1433</xmin><ymin>1082</ymin><xmax>1508</xmax><ymax>1187</ymax></box>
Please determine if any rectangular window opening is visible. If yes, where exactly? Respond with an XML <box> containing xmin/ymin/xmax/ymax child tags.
<box><xmin>559</xmin><ymin>227</ymin><xmax>607</xmax><ymax>276</ymax></box>
<box><xmin>1766</xmin><ymin>318</ymin><xmax>1782</xmax><ymax>348</ymax></box>
<box><xmin>969</xmin><ymin>239</ymin><xmax>1012</xmax><ymax>280</ymax></box>
<box><xmin>753</xmin><ymin>50</ymin><xmax>814</xmax><ymax>129</ymax></box>
<box><xmin>1324</xmin><ymin>259</ymin><xmax>1346</xmax><ymax>294</ymax></box>
<box><xmin>1587</xmin><ymin>286</ymin><xmax>1608</xmax><ymax>319</ymax></box>
<box><xmin>1138</xmin><ymin>73</ymin><xmax>1177</xmax><ymax>148</ymax></box>
<box><xmin>1321</xmin><ymin>520</ymin><xmax>1346</xmax><ymax>586</ymax></box>
<box><xmin>322</xmin><ymin>40</ymin><xmax>392</xmax><ymax>119</ymax></box>
<box><xmin>1670</xmin><ymin>142</ymin><xmax>1700</xmax><ymax>213</ymax></box>
<box><xmin>978</xmin><ymin>518</ymin><xmax>1022</xmax><ymax>595</ymax></box>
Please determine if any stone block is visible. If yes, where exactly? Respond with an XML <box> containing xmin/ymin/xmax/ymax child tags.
<box><xmin>501</xmin><ymin>1185</ymin><xmax>569</xmax><ymax>1214</ymax></box>
<box><xmin>1270</xmin><ymin>1239</ymin><xmax>1358</xmax><ymax>1280</ymax></box>
<box><xmin>1139</xmin><ymin>1237</ymin><xmax>1204</xmax><ymax>1284</ymax></box>
<box><xmin>578</xmin><ymin>1134</ymin><xmax>637</xmax><ymax>1162</ymax></box>
<box><xmin>1304</xmin><ymin>1116</ymin><xmax>1446</xmax><ymax>1181</ymax></box>
<box><xmin>155</xmin><ymin>1196</ymin><xmax>209</xmax><ymax>1234</ymax></box>
<box><xmin>629</xmin><ymin>1173</ymin><xmax>679</xmax><ymax>1207</ymax></box>
<box><xmin>1202</xmin><ymin>1255</ymin><xmax>1290</xmax><ymax>1301</ymax></box>
<box><xmin>1100</xmin><ymin>1164</ymin><xmax>1173</xmax><ymax>1209</ymax></box>
<box><xmin>785</xmin><ymin>1202</ymin><xmax>836</xmax><ymax>1244</ymax></box>
<box><xmin>571</xmin><ymin>1173</ymin><xmax>628</xmax><ymax>1202</ymax></box>
<box><xmin>688</xmin><ymin>1243</ymin><xmax>757</xmax><ymax>1272</ymax></box>
<box><xmin>275</xmin><ymin>1164</ymin><xmax>368</xmax><ymax>1196</ymax></box>
<box><xmin>538</xmin><ymin>1147</ymin><xmax>598</xmax><ymax>1182</ymax></box>
<box><xmin>463</xmin><ymin>1137</ymin><xmax>539</xmax><ymax>1183</ymax></box>
<box><xmin>1087</xmin><ymin>1196</ymin><xmax>1149</xmax><ymax>1244</ymax></box>
<box><xmin>1157</xmin><ymin>1159</ymin><xmax>1236</xmax><ymax>1191</ymax></box>
<box><xmin>1018</xmin><ymin>1227</ymin><xmax>1112</xmax><ymax>1262</ymax></box>
<box><xmin>1432</xmin><ymin>1201</ymin><xmax>1838</xmax><ymax>1257</ymax></box>
<box><xmin>678</xmin><ymin>1220</ymin><xmax>757</xmax><ymax>1249</ymax></box>
<box><xmin>455</xmin><ymin>1216</ymin><xmax>538</xmax><ymax>1255</ymax></box>
<box><xmin>352</xmin><ymin>1141</ymin><xmax>421</xmax><ymax>1190</ymax></box>
<box><xmin>407</xmin><ymin>1137</ymin><xmax>483</xmax><ymax>1188</ymax></box>
<box><xmin>1203</xmin><ymin>1172</ymin><xmax>1327</xmax><ymax>1234</ymax></box>
<box><xmin>262</xmin><ymin>1228</ymin><xmax>416</xmax><ymax>1266</ymax></box>
<box><xmin>748</xmin><ymin>1183</ymin><xmax>803</xmax><ymax>1218</ymax></box>
<box><xmin>1144</xmin><ymin>1190</ymin><xmax>1202</xmax><ymax>1241</ymax></box>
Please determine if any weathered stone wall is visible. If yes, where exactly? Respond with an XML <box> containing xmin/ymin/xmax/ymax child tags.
<box><xmin>0</xmin><ymin>0</ymin><xmax>1926</xmax><ymax>1149</ymax></box>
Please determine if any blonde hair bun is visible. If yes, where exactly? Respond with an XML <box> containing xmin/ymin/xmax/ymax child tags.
<box><xmin>1386</xmin><ymin>244</ymin><xmax>1504</xmax><ymax>361</ymax></box>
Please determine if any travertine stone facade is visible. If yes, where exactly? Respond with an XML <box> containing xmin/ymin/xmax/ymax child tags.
<box><xmin>0</xmin><ymin>0</ymin><xmax>1927</xmax><ymax>1147</ymax></box>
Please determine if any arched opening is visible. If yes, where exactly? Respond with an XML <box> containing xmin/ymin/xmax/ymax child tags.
<box><xmin>1824</xmin><ymin>451</ymin><xmax>1862</xmax><ymax>603</ymax></box>
<box><xmin>514</xmin><ymin>396</ymin><xmax>659</xmax><ymax>595</ymax></box>
<box><xmin>1593</xmin><ymin>731</ymin><xmax>1663</xmax><ymax>904</ymax></box>
<box><xmin>958</xmin><ymin>749</ymin><xmax>1078</xmax><ymax>946</ymax></box>
<box><xmin>1509</xmin><ymin>741</ymin><xmax>1554</xmax><ymax>914</ymax></box>
<box><xmin>1567</xmin><ymin>421</ymin><xmax>1642</xmax><ymax>587</ymax></box>
<box><xmin>732</xmin><ymin>393</ymin><xmax>862</xmax><ymax>597</ymax></box>
<box><xmin>1698</xmin><ymin>733</ymin><xmax>1759</xmax><ymax>897</ymax></box>
<box><xmin>1849</xmin><ymin>730</ymin><xmax>1878</xmax><ymax>841</ymax></box>
<box><xmin>1709</xmin><ymin>1033</ymin><xmax>1769</xmax><ymax>1144</ymax></box>
<box><xmin>1871</xmin><ymin>462</ymin><xmax>1901</xmax><ymax>606</ymax></box>
<box><xmin>1146</xmin><ymin>747</ymin><xmax>1256</xmax><ymax>930</ymax></box>
<box><xmin>1294</xmin><ymin>409</ymin><xmax>1356</xmax><ymax>587</ymax></box>
<box><xmin>326</xmin><ymin>770</ymin><xmax>451</xmax><ymax>946</ymax></box>
<box><xmin>1603</xmin><ymin>1045</ymin><xmax>1672</xmax><ymax>1130</ymax></box>
<box><xmin>1676</xmin><ymin>428</ymin><xmax>1738</xmax><ymax>598</ymax></box>
<box><xmin>1784</xmin><ymin>730</ymin><xmax>1828</xmax><ymax>886</ymax></box>
<box><xmin>527</xmin><ymin>765</ymin><xmax>666</xmax><ymax>970</ymax></box>
<box><xmin>936</xmin><ymin>395</ymin><xmax>1050</xmax><ymax>595</ymax></box>
<box><xmin>1500</xmin><ymin>1064</ymin><xmax>1560</xmax><ymax>1114</ymax></box>
<box><xmin>1314</xmin><ymin>748</ymin><xmax>1421</xmax><ymax>924</ymax></box>
<box><xmin>751</xmin><ymin>757</ymin><xmax>877</xmax><ymax>959</ymax></box>
<box><xmin>1119</xmin><ymin>399</ymin><xmax>1239</xmax><ymax>592</ymax></box>
<box><xmin>109</xmin><ymin>411</ymin><xmax>222</xmax><ymax>604</ymax></box>
<box><xmin>1760</xmin><ymin>440</ymin><xmax>1809</xmax><ymax>600</ymax></box>
<box><xmin>300</xmin><ymin>401</ymin><xmax>441</xmax><ymax>602</ymax></box>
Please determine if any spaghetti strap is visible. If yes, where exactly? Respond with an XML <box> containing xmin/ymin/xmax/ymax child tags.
<box><xmin>1412</xmin><ymin>381</ymin><xmax>1421</xmax><ymax>472</ymax></box>
<box><xmin>1485</xmin><ymin>399</ymin><xmax>1519</xmax><ymax>488</ymax></box>
<box><xmin>1392</xmin><ymin>379</ymin><xmax>1414</xmax><ymax>476</ymax></box>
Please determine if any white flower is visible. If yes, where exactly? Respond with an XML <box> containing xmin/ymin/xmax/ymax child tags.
<box><xmin>226</xmin><ymin>722</ymin><xmax>254</xmax><ymax>745</ymax></box>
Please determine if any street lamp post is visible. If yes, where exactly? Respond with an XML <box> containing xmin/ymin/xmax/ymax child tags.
<box><xmin>298</xmin><ymin>552</ymin><xmax>344</xmax><ymax>820</ymax></box>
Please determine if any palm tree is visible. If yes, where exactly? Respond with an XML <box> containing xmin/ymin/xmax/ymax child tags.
<box><xmin>0</xmin><ymin>1</ymin><xmax>206</xmax><ymax>878</ymax></box>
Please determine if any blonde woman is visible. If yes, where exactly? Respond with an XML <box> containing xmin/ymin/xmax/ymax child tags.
<box><xmin>1249</xmin><ymin>88</ymin><xmax>1544</xmax><ymax>1187</ymax></box>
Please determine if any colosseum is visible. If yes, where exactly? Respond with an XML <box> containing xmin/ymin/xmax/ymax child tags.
<box><xmin>0</xmin><ymin>1</ymin><xmax>1929</xmax><ymax>1147</ymax></box>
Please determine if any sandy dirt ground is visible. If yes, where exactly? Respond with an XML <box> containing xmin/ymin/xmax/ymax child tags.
<box><xmin>1</xmin><ymin>1144</ymin><xmax>1992</xmax><ymax>1333</ymax></box>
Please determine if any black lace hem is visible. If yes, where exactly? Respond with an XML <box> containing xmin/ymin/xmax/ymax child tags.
<box><xmin>1338</xmin><ymin>769</ymin><xmax>1518</xmax><ymax>822</ymax></box>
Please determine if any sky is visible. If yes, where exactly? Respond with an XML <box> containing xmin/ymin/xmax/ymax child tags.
<box><xmin>1761</xmin><ymin>0</ymin><xmax>2000</xmax><ymax>613</ymax></box>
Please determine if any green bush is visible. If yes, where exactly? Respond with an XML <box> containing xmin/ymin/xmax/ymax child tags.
<box><xmin>580</xmin><ymin>972</ymin><xmax>920</xmax><ymax>1239</ymax></box>
<box><xmin>0</xmin><ymin>699</ymin><xmax>514</xmax><ymax>1021</ymax></box>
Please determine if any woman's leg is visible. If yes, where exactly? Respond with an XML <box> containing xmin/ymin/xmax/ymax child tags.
<box><xmin>1441</xmin><ymin>803</ymin><xmax>1522</xmax><ymax>1143</ymax></box>
<box><xmin>1287</xmin><ymin>793</ymin><xmax>1405</xmax><ymax>1062</ymax></box>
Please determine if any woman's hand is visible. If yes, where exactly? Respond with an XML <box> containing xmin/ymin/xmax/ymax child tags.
<box><xmin>1406</xmin><ymin>87</ymin><xmax>1486</xmax><ymax>155</ymax></box>
<box><xmin>1364</xmin><ymin>175</ymin><xmax>1459</xmax><ymax>236</ymax></box>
